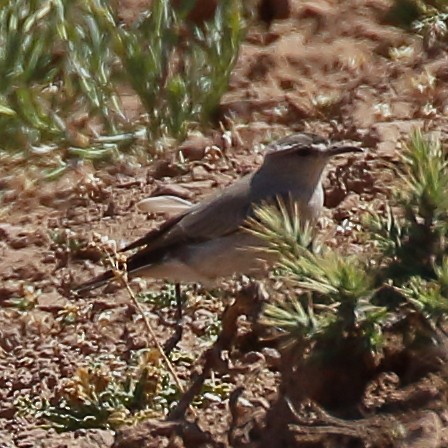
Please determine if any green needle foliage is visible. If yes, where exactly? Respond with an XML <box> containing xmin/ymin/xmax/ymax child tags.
<box><xmin>247</xmin><ymin>197</ymin><xmax>315</xmax><ymax>260</ymax></box>
<box><xmin>370</xmin><ymin>130</ymin><xmax>448</xmax><ymax>281</ymax></box>
<box><xmin>262</xmin><ymin>296</ymin><xmax>334</xmax><ymax>354</ymax></box>
<box><xmin>399</xmin><ymin>275</ymin><xmax>448</xmax><ymax>323</ymax></box>
<box><xmin>105</xmin><ymin>0</ymin><xmax>244</xmax><ymax>140</ymax></box>
<box><xmin>249</xmin><ymin>199</ymin><xmax>386</xmax><ymax>358</ymax></box>
<box><xmin>265</xmin><ymin>253</ymin><xmax>386</xmax><ymax>357</ymax></box>
<box><xmin>0</xmin><ymin>0</ymin><xmax>244</xmax><ymax>179</ymax></box>
<box><xmin>251</xmin><ymin>131</ymin><xmax>448</xmax><ymax>368</ymax></box>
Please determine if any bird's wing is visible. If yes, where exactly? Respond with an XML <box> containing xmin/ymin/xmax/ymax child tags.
<box><xmin>122</xmin><ymin>174</ymin><xmax>254</xmax><ymax>254</ymax></box>
<box><xmin>136</xmin><ymin>196</ymin><xmax>193</xmax><ymax>215</ymax></box>
<box><xmin>75</xmin><ymin>178</ymin><xmax>253</xmax><ymax>293</ymax></box>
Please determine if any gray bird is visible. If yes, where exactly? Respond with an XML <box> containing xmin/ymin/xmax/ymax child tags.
<box><xmin>75</xmin><ymin>133</ymin><xmax>362</xmax><ymax>292</ymax></box>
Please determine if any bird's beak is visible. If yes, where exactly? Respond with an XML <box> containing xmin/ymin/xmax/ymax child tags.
<box><xmin>327</xmin><ymin>145</ymin><xmax>363</xmax><ymax>156</ymax></box>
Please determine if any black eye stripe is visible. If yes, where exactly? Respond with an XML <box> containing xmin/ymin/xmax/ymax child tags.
<box><xmin>269</xmin><ymin>146</ymin><xmax>316</xmax><ymax>156</ymax></box>
<box><xmin>295</xmin><ymin>148</ymin><xmax>314</xmax><ymax>157</ymax></box>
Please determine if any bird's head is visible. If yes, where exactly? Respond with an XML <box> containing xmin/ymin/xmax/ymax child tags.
<box><xmin>264</xmin><ymin>132</ymin><xmax>363</xmax><ymax>161</ymax></box>
<box><xmin>259</xmin><ymin>132</ymin><xmax>363</xmax><ymax>187</ymax></box>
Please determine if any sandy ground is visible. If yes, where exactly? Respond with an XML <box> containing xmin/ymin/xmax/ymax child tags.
<box><xmin>1</xmin><ymin>0</ymin><xmax>448</xmax><ymax>446</ymax></box>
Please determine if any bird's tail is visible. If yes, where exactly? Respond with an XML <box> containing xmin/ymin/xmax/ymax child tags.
<box><xmin>74</xmin><ymin>270</ymin><xmax>115</xmax><ymax>294</ymax></box>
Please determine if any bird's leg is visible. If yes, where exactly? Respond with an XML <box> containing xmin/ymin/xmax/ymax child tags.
<box><xmin>163</xmin><ymin>282</ymin><xmax>184</xmax><ymax>355</ymax></box>
<box><xmin>175</xmin><ymin>282</ymin><xmax>183</xmax><ymax>320</ymax></box>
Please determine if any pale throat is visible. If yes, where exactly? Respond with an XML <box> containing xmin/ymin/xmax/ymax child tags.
<box><xmin>262</xmin><ymin>157</ymin><xmax>328</xmax><ymax>188</ymax></box>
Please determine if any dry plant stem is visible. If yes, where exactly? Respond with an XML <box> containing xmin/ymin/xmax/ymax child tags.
<box><xmin>228</xmin><ymin>386</ymin><xmax>245</xmax><ymax>446</ymax></box>
<box><xmin>168</xmin><ymin>350</ymin><xmax>219</xmax><ymax>421</ymax></box>
<box><xmin>114</xmin><ymin>418</ymin><xmax>214</xmax><ymax>448</ymax></box>
<box><xmin>123</xmin><ymin>276</ymin><xmax>185</xmax><ymax>394</ymax></box>
<box><xmin>286</xmin><ymin>398</ymin><xmax>399</xmax><ymax>440</ymax></box>
<box><xmin>104</xmin><ymin>252</ymin><xmax>185</xmax><ymax>395</ymax></box>
<box><xmin>168</xmin><ymin>281</ymin><xmax>268</xmax><ymax>421</ymax></box>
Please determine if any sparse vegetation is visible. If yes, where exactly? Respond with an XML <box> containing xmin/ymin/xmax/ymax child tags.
<box><xmin>0</xmin><ymin>0</ymin><xmax>244</xmax><ymax>181</ymax></box>
<box><xmin>388</xmin><ymin>0</ymin><xmax>448</xmax><ymax>48</ymax></box>
<box><xmin>16</xmin><ymin>350</ymin><xmax>179</xmax><ymax>430</ymax></box>
<box><xmin>4</xmin><ymin>1</ymin><xmax>448</xmax><ymax>446</ymax></box>
<box><xmin>249</xmin><ymin>130</ymin><xmax>448</xmax><ymax>444</ymax></box>
<box><xmin>258</xmin><ymin>131</ymin><xmax>448</xmax><ymax>341</ymax></box>
<box><xmin>17</xmin><ymin>345</ymin><xmax>231</xmax><ymax>430</ymax></box>
<box><xmin>138</xmin><ymin>284</ymin><xmax>179</xmax><ymax>309</ymax></box>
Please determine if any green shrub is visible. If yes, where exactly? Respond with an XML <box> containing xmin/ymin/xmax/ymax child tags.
<box><xmin>0</xmin><ymin>0</ymin><xmax>244</xmax><ymax>179</ymax></box>
<box><xmin>252</xmin><ymin>130</ymin><xmax>448</xmax><ymax>371</ymax></box>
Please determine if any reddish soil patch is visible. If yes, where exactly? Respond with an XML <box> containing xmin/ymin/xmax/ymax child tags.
<box><xmin>2</xmin><ymin>0</ymin><xmax>448</xmax><ymax>447</ymax></box>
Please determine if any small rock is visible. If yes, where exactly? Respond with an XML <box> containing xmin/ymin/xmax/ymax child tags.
<box><xmin>15</xmin><ymin>428</ymin><xmax>49</xmax><ymax>448</ymax></box>
<box><xmin>8</xmin><ymin>230</ymin><xmax>48</xmax><ymax>249</ymax></box>
<box><xmin>178</xmin><ymin>133</ymin><xmax>214</xmax><ymax>161</ymax></box>
<box><xmin>148</xmin><ymin>160</ymin><xmax>185</xmax><ymax>179</ymax></box>
<box><xmin>325</xmin><ymin>186</ymin><xmax>347</xmax><ymax>209</ymax></box>
<box><xmin>114</xmin><ymin>419</ymin><xmax>210</xmax><ymax>448</ymax></box>
<box><xmin>0</xmin><ymin>223</ymin><xmax>16</xmax><ymax>240</ymax></box>
<box><xmin>298</xmin><ymin>0</ymin><xmax>333</xmax><ymax>20</ymax></box>
<box><xmin>75</xmin><ymin>429</ymin><xmax>115</xmax><ymax>448</ymax></box>
<box><xmin>178</xmin><ymin>180</ymin><xmax>216</xmax><ymax>191</ymax></box>
<box><xmin>190</xmin><ymin>320</ymin><xmax>206</xmax><ymax>336</ymax></box>
<box><xmin>258</xmin><ymin>0</ymin><xmax>291</xmax><ymax>27</ymax></box>
<box><xmin>335</xmin><ymin>193</ymin><xmax>360</xmax><ymax>215</ymax></box>
<box><xmin>9</xmin><ymin>236</ymin><xmax>30</xmax><ymax>249</ymax></box>
<box><xmin>9</xmin><ymin>264</ymin><xmax>44</xmax><ymax>282</ymax></box>
<box><xmin>153</xmin><ymin>183</ymin><xmax>194</xmax><ymax>200</ymax></box>
<box><xmin>42</xmin><ymin>252</ymin><xmax>56</xmax><ymax>264</ymax></box>
<box><xmin>0</xmin><ymin>286</ymin><xmax>15</xmax><ymax>301</ymax></box>
<box><xmin>333</xmin><ymin>207</ymin><xmax>350</xmax><ymax>222</ymax></box>
<box><xmin>37</xmin><ymin>291</ymin><xmax>69</xmax><ymax>312</ymax></box>
<box><xmin>261</xmin><ymin>347</ymin><xmax>281</xmax><ymax>369</ymax></box>
<box><xmin>103</xmin><ymin>200</ymin><xmax>119</xmax><ymax>217</ymax></box>
<box><xmin>0</xmin><ymin>405</ymin><xmax>16</xmax><ymax>419</ymax></box>
<box><xmin>370</xmin><ymin>120</ymin><xmax>424</xmax><ymax>159</ymax></box>
<box><xmin>191</xmin><ymin>165</ymin><xmax>210</xmax><ymax>181</ymax></box>
<box><xmin>243</xmin><ymin>351</ymin><xmax>265</xmax><ymax>364</ymax></box>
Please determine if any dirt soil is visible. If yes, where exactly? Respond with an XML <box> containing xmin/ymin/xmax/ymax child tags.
<box><xmin>2</xmin><ymin>0</ymin><xmax>448</xmax><ymax>447</ymax></box>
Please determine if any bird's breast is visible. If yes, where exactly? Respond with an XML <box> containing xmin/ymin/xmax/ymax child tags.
<box><xmin>301</xmin><ymin>182</ymin><xmax>324</xmax><ymax>222</ymax></box>
<box><xmin>245</xmin><ymin>169</ymin><xmax>328</xmax><ymax>229</ymax></box>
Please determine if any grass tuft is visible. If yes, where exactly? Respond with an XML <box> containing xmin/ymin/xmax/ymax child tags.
<box><xmin>0</xmin><ymin>0</ymin><xmax>244</xmax><ymax>183</ymax></box>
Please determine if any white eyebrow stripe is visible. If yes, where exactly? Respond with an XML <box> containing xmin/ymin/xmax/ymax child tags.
<box><xmin>312</xmin><ymin>143</ymin><xmax>328</xmax><ymax>151</ymax></box>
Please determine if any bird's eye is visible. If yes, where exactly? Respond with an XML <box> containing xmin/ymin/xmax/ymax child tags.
<box><xmin>295</xmin><ymin>148</ymin><xmax>314</xmax><ymax>157</ymax></box>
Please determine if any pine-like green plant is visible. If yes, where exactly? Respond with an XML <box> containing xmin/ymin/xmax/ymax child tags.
<box><xmin>245</xmin><ymin>139</ymin><xmax>448</xmax><ymax>442</ymax></box>
<box><xmin>397</xmin><ymin>256</ymin><xmax>448</xmax><ymax>323</ymax></box>
<box><xmin>251</xmin><ymin>131</ymin><xmax>448</xmax><ymax>364</ymax></box>
<box><xmin>369</xmin><ymin>130</ymin><xmax>448</xmax><ymax>281</ymax></box>
<box><xmin>246</xmin><ymin>197</ymin><xmax>315</xmax><ymax>262</ymax></box>
<box><xmin>248</xmin><ymin>199</ymin><xmax>386</xmax><ymax>358</ymax></box>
